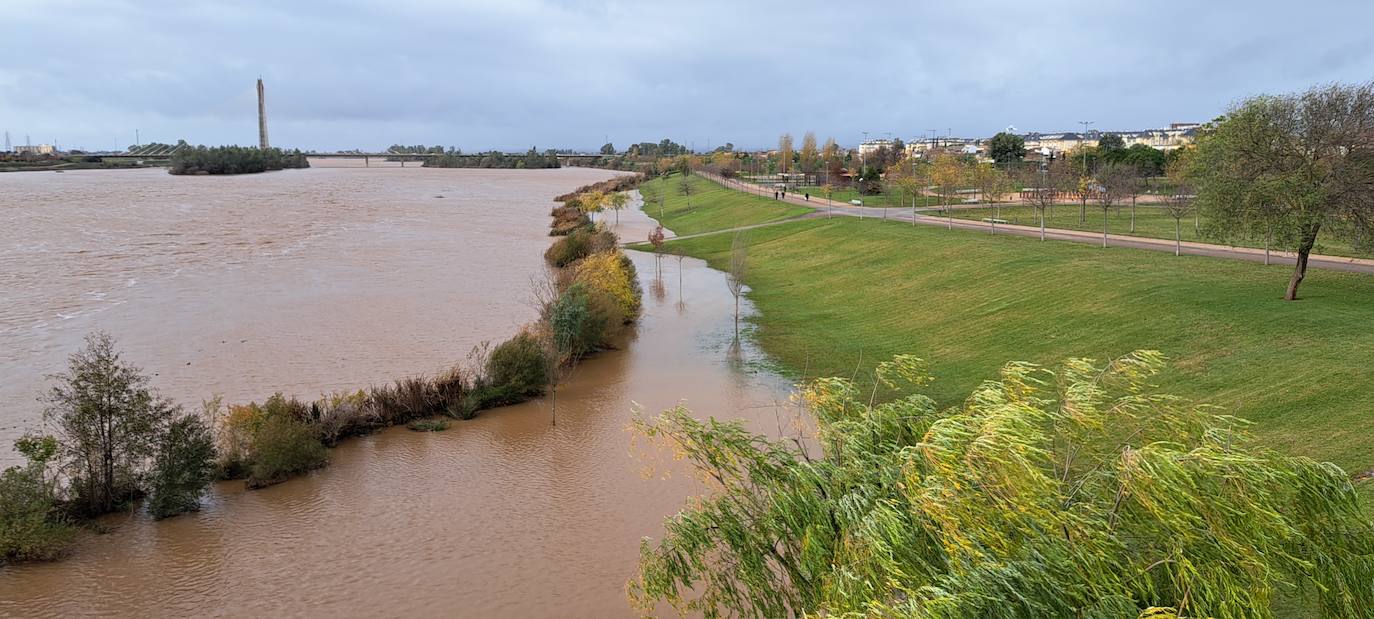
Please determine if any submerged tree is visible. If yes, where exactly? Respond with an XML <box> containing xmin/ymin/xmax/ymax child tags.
<box><xmin>726</xmin><ymin>231</ymin><xmax>748</xmax><ymax>337</ymax></box>
<box><xmin>1192</xmin><ymin>81</ymin><xmax>1374</xmax><ymax>300</ymax></box>
<box><xmin>630</xmin><ymin>351</ymin><xmax>1374</xmax><ymax>618</ymax></box>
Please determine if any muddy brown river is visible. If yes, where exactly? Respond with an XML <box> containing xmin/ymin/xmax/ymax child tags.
<box><xmin>0</xmin><ymin>161</ymin><xmax>792</xmax><ymax>617</ymax></box>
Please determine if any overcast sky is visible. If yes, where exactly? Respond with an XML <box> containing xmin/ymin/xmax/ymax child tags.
<box><xmin>5</xmin><ymin>0</ymin><xmax>1374</xmax><ymax>152</ymax></box>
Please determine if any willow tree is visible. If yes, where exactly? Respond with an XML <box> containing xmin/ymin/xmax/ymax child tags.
<box><xmin>630</xmin><ymin>351</ymin><xmax>1374</xmax><ymax>618</ymax></box>
<box><xmin>1192</xmin><ymin>82</ymin><xmax>1374</xmax><ymax>300</ymax></box>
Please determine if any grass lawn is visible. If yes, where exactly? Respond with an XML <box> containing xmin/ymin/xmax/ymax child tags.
<box><xmin>637</xmin><ymin>174</ymin><xmax>811</xmax><ymax>236</ymax></box>
<box><xmin>650</xmin><ymin>216</ymin><xmax>1374</xmax><ymax>506</ymax></box>
<box><xmin>944</xmin><ymin>202</ymin><xmax>1372</xmax><ymax>258</ymax></box>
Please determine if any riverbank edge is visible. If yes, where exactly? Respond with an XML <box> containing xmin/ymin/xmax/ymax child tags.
<box><xmin>210</xmin><ymin>170</ymin><xmax>648</xmax><ymax>486</ymax></box>
<box><xmin>2</xmin><ymin>170</ymin><xmax>646</xmax><ymax>567</ymax></box>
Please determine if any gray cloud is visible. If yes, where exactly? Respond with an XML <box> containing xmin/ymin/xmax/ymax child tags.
<box><xmin>4</xmin><ymin>0</ymin><xmax>1373</xmax><ymax>152</ymax></box>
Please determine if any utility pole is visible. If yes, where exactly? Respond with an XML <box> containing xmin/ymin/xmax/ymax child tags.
<box><xmin>135</xmin><ymin>129</ymin><xmax>140</xmax><ymax>148</ymax></box>
<box><xmin>3</xmin><ymin>130</ymin><xmax>9</xmax><ymax>152</ymax></box>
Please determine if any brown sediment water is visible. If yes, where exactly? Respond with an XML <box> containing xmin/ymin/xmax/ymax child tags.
<box><xmin>0</xmin><ymin>161</ymin><xmax>793</xmax><ymax>617</ymax></box>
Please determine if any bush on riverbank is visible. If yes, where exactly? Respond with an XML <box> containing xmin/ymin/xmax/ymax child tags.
<box><xmin>0</xmin><ymin>436</ymin><xmax>74</xmax><ymax>564</ymax></box>
<box><xmin>168</xmin><ymin>145</ymin><xmax>309</xmax><ymax>175</ymax></box>
<box><xmin>484</xmin><ymin>331</ymin><xmax>551</xmax><ymax>403</ymax></box>
<box><xmin>552</xmin><ymin>174</ymin><xmax>644</xmax><ymax>202</ymax></box>
<box><xmin>574</xmin><ymin>251</ymin><xmax>641</xmax><ymax>323</ymax></box>
<box><xmin>147</xmin><ymin>412</ymin><xmax>217</xmax><ymax>519</ymax></box>
<box><xmin>246</xmin><ymin>414</ymin><xmax>328</xmax><ymax>489</ymax></box>
<box><xmin>549</xmin><ymin>205</ymin><xmax>592</xmax><ymax>236</ymax></box>
<box><xmin>545</xmin><ymin>226</ymin><xmax>617</xmax><ymax>267</ymax></box>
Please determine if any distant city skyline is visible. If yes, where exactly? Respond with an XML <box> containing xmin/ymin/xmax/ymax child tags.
<box><xmin>5</xmin><ymin>1</ymin><xmax>1374</xmax><ymax>152</ymax></box>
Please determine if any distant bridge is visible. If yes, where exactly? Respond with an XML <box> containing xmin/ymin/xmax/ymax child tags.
<box><xmin>302</xmin><ymin>152</ymin><xmax>608</xmax><ymax>167</ymax></box>
<box><xmin>91</xmin><ymin>150</ymin><xmax>608</xmax><ymax>167</ymax></box>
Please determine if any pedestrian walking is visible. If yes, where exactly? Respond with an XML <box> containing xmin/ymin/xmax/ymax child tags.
<box><xmin>805</xmin><ymin>193</ymin><xmax>810</xmax><ymax>201</ymax></box>
<box><xmin>774</xmin><ymin>191</ymin><xmax>779</xmax><ymax>200</ymax></box>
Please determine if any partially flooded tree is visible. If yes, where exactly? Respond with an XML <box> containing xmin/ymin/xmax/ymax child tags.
<box><xmin>630</xmin><ymin>351</ymin><xmax>1374</xmax><ymax>618</ymax></box>
<box><xmin>726</xmin><ymin>231</ymin><xmax>748</xmax><ymax>337</ymax></box>
<box><xmin>147</xmin><ymin>407</ymin><xmax>216</xmax><ymax>519</ymax></box>
<box><xmin>648</xmin><ymin>225</ymin><xmax>666</xmax><ymax>278</ymax></box>
<box><xmin>45</xmin><ymin>332</ymin><xmax>180</xmax><ymax>516</ymax></box>
<box><xmin>1193</xmin><ymin>81</ymin><xmax>1374</xmax><ymax>300</ymax></box>
<box><xmin>606</xmin><ymin>191</ymin><xmax>629</xmax><ymax>227</ymax></box>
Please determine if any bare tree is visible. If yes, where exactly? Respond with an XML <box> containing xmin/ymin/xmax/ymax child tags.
<box><xmin>727</xmin><ymin>231</ymin><xmax>749</xmax><ymax>336</ymax></box>
<box><xmin>1025</xmin><ymin>165</ymin><xmax>1065</xmax><ymax>241</ymax></box>
<box><xmin>1163</xmin><ymin>183</ymin><xmax>1195</xmax><ymax>257</ymax></box>
<box><xmin>1093</xmin><ymin>164</ymin><xmax>1136</xmax><ymax>248</ymax></box>
<box><xmin>678</xmin><ymin>176</ymin><xmax>696</xmax><ymax>210</ymax></box>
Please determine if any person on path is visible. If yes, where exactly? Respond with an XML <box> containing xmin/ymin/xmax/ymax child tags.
<box><xmin>805</xmin><ymin>192</ymin><xmax>810</xmax><ymax>201</ymax></box>
<box><xmin>773</xmin><ymin>191</ymin><xmax>779</xmax><ymax>200</ymax></box>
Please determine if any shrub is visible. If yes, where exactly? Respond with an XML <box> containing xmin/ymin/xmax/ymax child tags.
<box><xmin>246</xmin><ymin>414</ymin><xmax>327</xmax><ymax>489</ymax></box>
<box><xmin>0</xmin><ymin>436</ymin><xmax>74</xmax><ymax>564</ymax></box>
<box><xmin>370</xmin><ymin>377</ymin><xmax>434</xmax><ymax>425</ymax></box>
<box><xmin>545</xmin><ymin>230</ymin><xmax>592</xmax><ymax>267</ymax></box>
<box><xmin>549</xmin><ymin>205</ymin><xmax>592</xmax><ymax>236</ymax></box>
<box><xmin>312</xmin><ymin>390</ymin><xmax>378</xmax><ymax>446</ymax></box>
<box><xmin>407</xmin><ymin>418</ymin><xmax>450</xmax><ymax>432</ymax></box>
<box><xmin>549</xmin><ymin>283</ymin><xmax>610</xmax><ymax>357</ymax></box>
<box><xmin>573</xmin><ymin>251</ymin><xmax>642</xmax><ymax>323</ymax></box>
<box><xmin>430</xmin><ymin>368</ymin><xmax>468</xmax><ymax>412</ymax></box>
<box><xmin>147</xmin><ymin>413</ymin><xmax>216</xmax><ymax>519</ymax></box>
<box><xmin>486</xmin><ymin>332</ymin><xmax>551</xmax><ymax>399</ymax></box>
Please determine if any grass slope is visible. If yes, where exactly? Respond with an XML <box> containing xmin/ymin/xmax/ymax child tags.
<box><xmin>944</xmin><ymin>202</ymin><xmax>1371</xmax><ymax>258</ymax></box>
<box><xmin>659</xmin><ymin>217</ymin><xmax>1374</xmax><ymax>496</ymax></box>
<box><xmin>638</xmin><ymin>174</ymin><xmax>811</xmax><ymax>236</ymax></box>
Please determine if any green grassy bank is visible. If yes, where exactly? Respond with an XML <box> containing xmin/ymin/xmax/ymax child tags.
<box><xmin>636</xmin><ymin>186</ymin><xmax>1374</xmax><ymax>503</ymax></box>
<box><xmin>638</xmin><ymin>174</ymin><xmax>810</xmax><ymax>235</ymax></box>
<box><xmin>943</xmin><ymin>202</ymin><xmax>1372</xmax><ymax>259</ymax></box>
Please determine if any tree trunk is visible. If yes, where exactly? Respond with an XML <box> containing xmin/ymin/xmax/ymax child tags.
<box><xmin>1175</xmin><ymin>218</ymin><xmax>1181</xmax><ymax>256</ymax></box>
<box><xmin>1284</xmin><ymin>223</ymin><xmax>1321</xmax><ymax>301</ymax></box>
<box><xmin>1080</xmin><ymin>199</ymin><xmax>1086</xmax><ymax>223</ymax></box>
<box><xmin>1102</xmin><ymin>208</ymin><xmax>1109</xmax><ymax>248</ymax></box>
<box><xmin>1130</xmin><ymin>199</ymin><xmax>1136</xmax><ymax>233</ymax></box>
<box><xmin>1040</xmin><ymin>209</ymin><xmax>1046</xmax><ymax>240</ymax></box>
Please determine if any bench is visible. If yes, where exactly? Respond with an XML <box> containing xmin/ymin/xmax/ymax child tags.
<box><xmin>981</xmin><ymin>218</ymin><xmax>1008</xmax><ymax>224</ymax></box>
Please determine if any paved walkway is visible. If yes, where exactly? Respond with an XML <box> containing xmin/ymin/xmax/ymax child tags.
<box><xmin>697</xmin><ymin>172</ymin><xmax>1374</xmax><ymax>275</ymax></box>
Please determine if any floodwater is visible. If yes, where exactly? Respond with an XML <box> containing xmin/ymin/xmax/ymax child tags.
<box><xmin>0</xmin><ymin>161</ymin><xmax>793</xmax><ymax>617</ymax></box>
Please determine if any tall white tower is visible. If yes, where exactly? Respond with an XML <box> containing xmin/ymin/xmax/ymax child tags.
<box><xmin>257</xmin><ymin>78</ymin><xmax>270</xmax><ymax>149</ymax></box>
